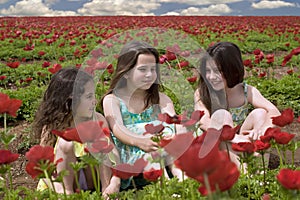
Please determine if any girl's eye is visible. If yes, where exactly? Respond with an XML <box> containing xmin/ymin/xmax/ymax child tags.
<box><xmin>138</xmin><ymin>68</ymin><xmax>146</xmax><ymax>71</ymax></box>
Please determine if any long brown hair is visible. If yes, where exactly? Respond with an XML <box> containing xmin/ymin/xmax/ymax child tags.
<box><xmin>197</xmin><ymin>42</ymin><xmax>245</xmax><ymax>114</ymax></box>
<box><xmin>101</xmin><ymin>40</ymin><xmax>162</xmax><ymax>109</ymax></box>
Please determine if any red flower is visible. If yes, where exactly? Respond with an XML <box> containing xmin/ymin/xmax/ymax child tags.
<box><xmin>243</xmin><ymin>59</ymin><xmax>253</xmax><ymax>68</ymax></box>
<box><xmin>272</xmin><ymin>108</ymin><xmax>294</xmax><ymax>127</ymax></box>
<box><xmin>219</xmin><ymin>124</ymin><xmax>240</xmax><ymax>141</ymax></box>
<box><xmin>179</xmin><ymin>110</ymin><xmax>205</xmax><ymax>127</ymax></box>
<box><xmin>0</xmin><ymin>93</ymin><xmax>22</xmax><ymax>117</ymax></box>
<box><xmin>38</xmin><ymin>51</ymin><xmax>46</xmax><ymax>56</ymax></box>
<box><xmin>85</xmin><ymin>138</ymin><xmax>114</xmax><ymax>154</ymax></box>
<box><xmin>25</xmin><ymin>145</ymin><xmax>62</xmax><ymax>179</ymax></box>
<box><xmin>158</xmin><ymin>113</ymin><xmax>181</xmax><ymax>124</ymax></box>
<box><xmin>144</xmin><ymin>123</ymin><xmax>165</xmax><ymax>135</ymax></box>
<box><xmin>177</xmin><ymin>61</ymin><xmax>189</xmax><ymax>68</ymax></box>
<box><xmin>48</xmin><ymin>63</ymin><xmax>62</xmax><ymax>74</ymax></box>
<box><xmin>187</xmin><ymin>76</ymin><xmax>197</xmax><ymax>83</ymax></box>
<box><xmin>277</xmin><ymin>168</ymin><xmax>300</xmax><ymax>190</ymax></box>
<box><xmin>254</xmin><ymin>140</ymin><xmax>271</xmax><ymax>151</ymax></box>
<box><xmin>173</xmin><ymin>132</ymin><xmax>221</xmax><ymax>179</ymax></box>
<box><xmin>0</xmin><ymin>149</ymin><xmax>19</xmax><ymax>164</ymax></box>
<box><xmin>143</xmin><ymin>168</ymin><xmax>163</xmax><ymax>181</ymax></box>
<box><xmin>0</xmin><ymin>76</ymin><xmax>6</xmax><ymax>80</ymax></box>
<box><xmin>52</xmin><ymin>120</ymin><xmax>106</xmax><ymax>143</ymax></box>
<box><xmin>111</xmin><ymin>157</ymin><xmax>148</xmax><ymax>179</ymax></box>
<box><xmin>42</xmin><ymin>61</ymin><xmax>51</xmax><ymax>68</ymax></box>
<box><xmin>6</xmin><ymin>61</ymin><xmax>20</xmax><ymax>69</ymax></box>
<box><xmin>272</xmin><ymin>131</ymin><xmax>295</xmax><ymax>145</ymax></box>
<box><xmin>197</xmin><ymin>152</ymin><xmax>240</xmax><ymax>195</ymax></box>
<box><xmin>231</xmin><ymin>142</ymin><xmax>257</xmax><ymax>153</ymax></box>
<box><xmin>260</xmin><ymin>127</ymin><xmax>281</xmax><ymax>143</ymax></box>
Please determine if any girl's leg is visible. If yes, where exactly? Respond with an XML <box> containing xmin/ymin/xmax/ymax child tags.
<box><xmin>55</xmin><ymin>138</ymin><xmax>77</xmax><ymax>194</ymax></box>
<box><xmin>209</xmin><ymin>109</ymin><xmax>245</xmax><ymax>170</ymax></box>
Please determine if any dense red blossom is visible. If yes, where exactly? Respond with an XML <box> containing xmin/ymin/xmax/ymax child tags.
<box><xmin>0</xmin><ymin>92</ymin><xmax>22</xmax><ymax>117</ymax></box>
<box><xmin>0</xmin><ymin>149</ymin><xmax>19</xmax><ymax>164</ymax></box>
<box><xmin>272</xmin><ymin>108</ymin><xmax>294</xmax><ymax>127</ymax></box>
<box><xmin>231</xmin><ymin>142</ymin><xmax>257</xmax><ymax>153</ymax></box>
<box><xmin>143</xmin><ymin>168</ymin><xmax>163</xmax><ymax>181</ymax></box>
<box><xmin>277</xmin><ymin>168</ymin><xmax>300</xmax><ymax>190</ymax></box>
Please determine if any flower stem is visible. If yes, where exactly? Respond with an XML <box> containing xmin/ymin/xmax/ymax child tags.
<box><xmin>203</xmin><ymin>173</ymin><xmax>213</xmax><ymax>200</ymax></box>
<box><xmin>89</xmin><ymin>164</ymin><xmax>100</xmax><ymax>194</ymax></box>
<box><xmin>261</xmin><ymin>152</ymin><xmax>266</xmax><ymax>190</ymax></box>
<box><xmin>275</xmin><ymin>144</ymin><xmax>283</xmax><ymax>168</ymax></box>
<box><xmin>44</xmin><ymin>169</ymin><xmax>56</xmax><ymax>199</ymax></box>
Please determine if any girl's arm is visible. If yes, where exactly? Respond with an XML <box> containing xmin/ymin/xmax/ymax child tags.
<box><xmin>194</xmin><ymin>89</ymin><xmax>212</xmax><ymax>131</ymax></box>
<box><xmin>247</xmin><ymin>85</ymin><xmax>280</xmax><ymax>117</ymax></box>
<box><xmin>102</xmin><ymin>94</ymin><xmax>159</xmax><ymax>152</ymax></box>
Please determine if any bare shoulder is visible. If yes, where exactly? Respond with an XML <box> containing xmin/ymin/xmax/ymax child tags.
<box><xmin>159</xmin><ymin>92</ymin><xmax>173</xmax><ymax>104</ymax></box>
<box><xmin>103</xmin><ymin>93</ymin><xmax>119</xmax><ymax>105</ymax></box>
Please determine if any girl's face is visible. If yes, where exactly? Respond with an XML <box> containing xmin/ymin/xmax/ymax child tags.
<box><xmin>126</xmin><ymin>53</ymin><xmax>157</xmax><ymax>91</ymax></box>
<box><xmin>75</xmin><ymin>80</ymin><xmax>96</xmax><ymax>119</ymax></box>
<box><xmin>205</xmin><ymin>59</ymin><xmax>225</xmax><ymax>91</ymax></box>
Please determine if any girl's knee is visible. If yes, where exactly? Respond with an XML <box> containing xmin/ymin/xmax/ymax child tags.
<box><xmin>210</xmin><ymin>109</ymin><xmax>233</xmax><ymax>129</ymax></box>
<box><xmin>250</xmin><ymin>108</ymin><xmax>267</xmax><ymax>119</ymax></box>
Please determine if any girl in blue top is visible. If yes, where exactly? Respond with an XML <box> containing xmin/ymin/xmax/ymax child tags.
<box><xmin>101</xmin><ymin>40</ymin><xmax>184</xmax><ymax>190</ymax></box>
<box><xmin>194</xmin><ymin>42</ymin><xmax>280</xmax><ymax>166</ymax></box>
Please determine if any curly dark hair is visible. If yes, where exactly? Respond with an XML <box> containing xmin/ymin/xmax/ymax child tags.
<box><xmin>33</xmin><ymin>67</ymin><xmax>94</xmax><ymax>144</ymax></box>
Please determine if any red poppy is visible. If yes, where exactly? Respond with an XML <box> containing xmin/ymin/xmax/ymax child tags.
<box><xmin>181</xmin><ymin>110</ymin><xmax>204</xmax><ymax>127</ymax></box>
<box><xmin>25</xmin><ymin>145</ymin><xmax>62</xmax><ymax>179</ymax></box>
<box><xmin>243</xmin><ymin>59</ymin><xmax>253</xmax><ymax>68</ymax></box>
<box><xmin>266</xmin><ymin>54</ymin><xmax>274</xmax><ymax>64</ymax></box>
<box><xmin>220</xmin><ymin>124</ymin><xmax>240</xmax><ymax>141</ymax></box>
<box><xmin>0</xmin><ymin>76</ymin><xmax>6</xmax><ymax>80</ymax></box>
<box><xmin>276</xmin><ymin>168</ymin><xmax>300</xmax><ymax>190</ymax></box>
<box><xmin>174</xmin><ymin>132</ymin><xmax>221</xmax><ymax>179</ymax></box>
<box><xmin>272</xmin><ymin>108</ymin><xmax>294</xmax><ymax>127</ymax></box>
<box><xmin>177</xmin><ymin>61</ymin><xmax>189</xmax><ymax>68</ymax></box>
<box><xmin>0</xmin><ymin>92</ymin><xmax>22</xmax><ymax>117</ymax></box>
<box><xmin>231</xmin><ymin>142</ymin><xmax>257</xmax><ymax>153</ymax></box>
<box><xmin>158</xmin><ymin>113</ymin><xmax>181</xmax><ymax>124</ymax></box>
<box><xmin>52</xmin><ymin>120</ymin><xmax>106</xmax><ymax>144</ymax></box>
<box><xmin>187</xmin><ymin>76</ymin><xmax>197</xmax><ymax>83</ymax></box>
<box><xmin>144</xmin><ymin>123</ymin><xmax>165</xmax><ymax>135</ymax></box>
<box><xmin>143</xmin><ymin>168</ymin><xmax>163</xmax><ymax>181</ymax></box>
<box><xmin>260</xmin><ymin>127</ymin><xmax>281</xmax><ymax>143</ymax></box>
<box><xmin>6</xmin><ymin>61</ymin><xmax>20</xmax><ymax>69</ymax></box>
<box><xmin>48</xmin><ymin>63</ymin><xmax>62</xmax><ymax>74</ymax></box>
<box><xmin>42</xmin><ymin>61</ymin><xmax>51</xmax><ymax>68</ymax></box>
<box><xmin>85</xmin><ymin>138</ymin><xmax>114</xmax><ymax>154</ymax></box>
<box><xmin>254</xmin><ymin>140</ymin><xmax>271</xmax><ymax>151</ymax></box>
<box><xmin>0</xmin><ymin>149</ymin><xmax>19</xmax><ymax>164</ymax></box>
<box><xmin>197</xmin><ymin>152</ymin><xmax>240</xmax><ymax>195</ymax></box>
<box><xmin>111</xmin><ymin>157</ymin><xmax>148</xmax><ymax>179</ymax></box>
<box><xmin>38</xmin><ymin>51</ymin><xmax>46</xmax><ymax>56</ymax></box>
<box><xmin>272</xmin><ymin>131</ymin><xmax>295</xmax><ymax>145</ymax></box>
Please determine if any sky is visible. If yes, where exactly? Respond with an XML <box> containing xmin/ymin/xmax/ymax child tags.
<box><xmin>0</xmin><ymin>0</ymin><xmax>299</xmax><ymax>16</ymax></box>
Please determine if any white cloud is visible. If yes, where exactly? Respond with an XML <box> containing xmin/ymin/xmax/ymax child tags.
<box><xmin>163</xmin><ymin>4</ymin><xmax>232</xmax><ymax>16</ymax></box>
<box><xmin>158</xmin><ymin>0</ymin><xmax>242</xmax><ymax>6</ymax></box>
<box><xmin>0</xmin><ymin>0</ymin><xmax>78</xmax><ymax>16</ymax></box>
<box><xmin>44</xmin><ymin>0</ymin><xmax>60</xmax><ymax>5</ymax></box>
<box><xmin>78</xmin><ymin>0</ymin><xmax>160</xmax><ymax>16</ymax></box>
<box><xmin>251</xmin><ymin>0</ymin><xmax>295</xmax><ymax>9</ymax></box>
<box><xmin>0</xmin><ymin>0</ymin><xmax>9</xmax><ymax>4</ymax></box>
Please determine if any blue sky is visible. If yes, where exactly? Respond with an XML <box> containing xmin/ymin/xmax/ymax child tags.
<box><xmin>0</xmin><ymin>0</ymin><xmax>299</xmax><ymax>16</ymax></box>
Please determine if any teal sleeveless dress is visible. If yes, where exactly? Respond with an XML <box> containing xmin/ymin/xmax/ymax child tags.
<box><xmin>229</xmin><ymin>82</ymin><xmax>251</xmax><ymax>126</ymax></box>
<box><xmin>111</xmin><ymin>98</ymin><xmax>174</xmax><ymax>189</ymax></box>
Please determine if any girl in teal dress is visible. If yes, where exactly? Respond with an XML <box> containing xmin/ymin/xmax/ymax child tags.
<box><xmin>194</xmin><ymin>42</ymin><xmax>280</xmax><ymax>167</ymax></box>
<box><xmin>101</xmin><ymin>40</ymin><xmax>183</xmax><ymax>190</ymax></box>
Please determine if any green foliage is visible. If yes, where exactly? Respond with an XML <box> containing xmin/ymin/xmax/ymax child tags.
<box><xmin>0</xmin><ymin>84</ymin><xmax>46</xmax><ymax>122</ymax></box>
<box><xmin>246</xmin><ymin>74</ymin><xmax>300</xmax><ymax>117</ymax></box>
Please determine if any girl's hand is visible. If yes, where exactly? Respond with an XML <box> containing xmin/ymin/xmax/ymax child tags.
<box><xmin>136</xmin><ymin>136</ymin><xmax>159</xmax><ymax>152</ymax></box>
<box><xmin>102</xmin><ymin>176</ymin><xmax>120</xmax><ymax>200</ymax></box>
<box><xmin>242</xmin><ymin>129</ymin><xmax>263</xmax><ymax>141</ymax></box>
